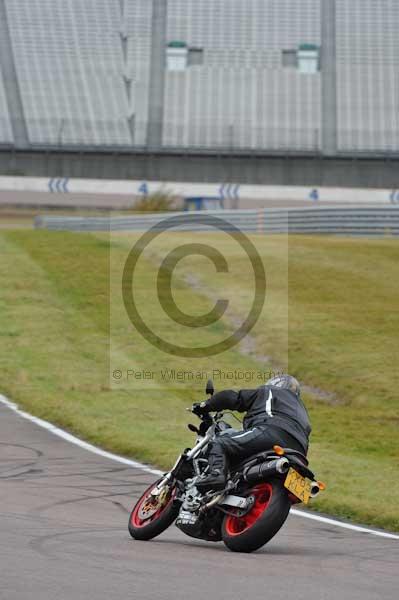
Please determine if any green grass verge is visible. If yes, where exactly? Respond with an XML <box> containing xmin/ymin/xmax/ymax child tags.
<box><xmin>0</xmin><ymin>230</ymin><xmax>398</xmax><ymax>531</ymax></box>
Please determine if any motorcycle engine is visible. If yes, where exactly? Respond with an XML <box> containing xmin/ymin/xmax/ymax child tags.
<box><xmin>175</xmin><ymin>486</ymin><xmax>222</xmax><ymax>542</ymax></box>
<box><xmin>175</xmin><ymin>509</ymin><xmax>222</xmax><ymax>542</ymax></box>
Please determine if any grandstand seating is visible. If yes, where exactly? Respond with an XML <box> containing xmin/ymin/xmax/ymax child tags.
<box><xmin>0</xmin><ymin>0</ymin><xmax>397</xmax><ymax>153</ymax></box>
<box><xmin>164</xmin><ymin>0</ymin><xmax>321</xmax><ymax>150</ymax></box>
<box><xmin>4</xmin><ymin>0</ymin><xmax>152</xmax><ymax>146</ymax></box>
<box><xmin>336</xmin><ymin>0</ymin><xmax>399</xmax><ymax>152</ymax></box>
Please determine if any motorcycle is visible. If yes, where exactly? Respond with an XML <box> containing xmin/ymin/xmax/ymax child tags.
<box><xmin>128</xmin><ymin>380</ymin><xmax>325</xmax><ymax>553</ymax></box>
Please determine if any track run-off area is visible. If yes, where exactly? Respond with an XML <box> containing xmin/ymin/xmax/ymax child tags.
<box><xmin>0</xmin><ymin>395</ymin><xmax>398</xmax><ymax>600</ymax></box>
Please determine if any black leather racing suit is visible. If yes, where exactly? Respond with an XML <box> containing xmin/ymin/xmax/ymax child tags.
<box><xmin>206</xmin><ymin>384</ymin><xmax>312</xmax><ymax>459</ymax></box>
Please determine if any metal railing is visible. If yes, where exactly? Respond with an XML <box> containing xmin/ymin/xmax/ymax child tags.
<box><xmin>35</xmin><ymin>207</ymin><xmax>399</xmax><ymax>237</ymax></box>
<box><xmin>2</xmin><ymin>119</ymin><xmax>399</xmax><ymax>157</ymax></box>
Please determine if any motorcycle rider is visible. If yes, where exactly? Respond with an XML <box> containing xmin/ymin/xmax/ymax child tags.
<box><xmin>192</xmin><ymin>374</ymin><xmax>311</xmax><ymax>492</ymax></box>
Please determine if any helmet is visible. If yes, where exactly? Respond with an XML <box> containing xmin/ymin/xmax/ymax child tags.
<box><xmin>266</xmin><ymin>374</ymin><xmax>301</xmax><ymax>397</ymax></box>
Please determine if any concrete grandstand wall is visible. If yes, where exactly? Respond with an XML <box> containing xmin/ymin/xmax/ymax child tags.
<box><xmin>1</xmin><ymin>175</ymin><xmax>399</xmax><ymax>211</ymax></box>
<box><xmin>1</xmin><ymin>150</ymin><xmax>399</xmax><ymax>191</ymax></box>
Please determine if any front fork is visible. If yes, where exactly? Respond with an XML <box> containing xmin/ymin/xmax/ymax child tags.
<box><xmin>151</xmin><ymin>432</ymin><xmax>213</xmax><ymax>498</ymax></box>
<box><xmin>150</xmin><ymin>451</ymin><xmax>191</xmax><ymax>498</ymax></box>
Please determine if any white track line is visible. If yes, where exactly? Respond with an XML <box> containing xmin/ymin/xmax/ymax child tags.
<box><xmin>1</xmin><ymin>394</ymin><xmax>398</xmax><ymax>540</ymax></box>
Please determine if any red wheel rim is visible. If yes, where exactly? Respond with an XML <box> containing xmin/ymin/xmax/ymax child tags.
<box><xmin>224</xmin><ymin>483</ymin><xmax>273</xmax><ymax>536</ymax></box>
<box><xmin>130</xmin><ymin>482</ymin><xmax>175</xmax><ymax>529</ymax></box>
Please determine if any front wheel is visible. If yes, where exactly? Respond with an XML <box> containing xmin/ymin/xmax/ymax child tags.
<box><xmin>222</xmin><ymin>480</ymin><xmax>290</xmax><ymax>553</ymax></box>
<box><xmin>128</xmin><ymin>479</ymin><xmax>180</xmax><ymax>541</ymax></box>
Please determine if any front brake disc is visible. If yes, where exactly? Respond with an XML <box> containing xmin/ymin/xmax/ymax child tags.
<box><xmin>138</xmin><ymin>488</ymin><xmax>170</xmax><ymax>521</ymax></box>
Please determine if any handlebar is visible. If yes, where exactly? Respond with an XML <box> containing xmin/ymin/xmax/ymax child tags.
<box><xmin>186</xmin><ymin>407</ymin><xmax>224</xmax><ymax>423</ymax></box>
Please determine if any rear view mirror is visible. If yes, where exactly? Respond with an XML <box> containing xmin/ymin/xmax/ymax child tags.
<box><xmin>206</xmin><ymin>379</ymin><xmax>214</xmax><ymax>396</ymax></box>
<box><xmin>188</xmin><ymin>423</ymin><xmax>200</xmax><ymax>434</ymax></box>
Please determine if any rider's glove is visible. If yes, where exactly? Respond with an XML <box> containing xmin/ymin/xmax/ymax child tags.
<box><xmin>191</xmin><ymin>401</ymin><xmax>210</xmax><ymax>416</ymax></box>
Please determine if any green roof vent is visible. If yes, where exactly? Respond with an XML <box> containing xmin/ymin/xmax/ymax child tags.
<box><xmin>168</xmin><ymin>41</ymin><xmax>187</xmax><ymax>48</ymax></box>
<box><xmin>299</xmin><ymin>43</ymin><xmax>318</xmax><ymax>52</ymax></box>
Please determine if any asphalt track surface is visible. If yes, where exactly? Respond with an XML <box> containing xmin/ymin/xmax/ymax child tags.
<box><xmin>0</xmin><ymin>191</ymin><xmax>134</xmax><ymax>210</ymax></box>
<box><xmin>0</xmin><ymin>190</ymin><xmax>332</xmax><ymax>210</ymax></box>
<box><xmin>1</xmin><ymin>401</ymin><xmax>398</xmax><ymax>600</ymax></box>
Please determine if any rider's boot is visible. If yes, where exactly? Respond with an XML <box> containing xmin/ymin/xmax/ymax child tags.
<box><xmin>196</xmin><ymin>443</ymin><xmax>227</xmax><ymax>492</ymax></box>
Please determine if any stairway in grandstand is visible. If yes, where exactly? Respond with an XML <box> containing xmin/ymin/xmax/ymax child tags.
<box><xmin>0</xmin><ymin>0</ymin><xmax>28</xmax><ymax>146</ymax></box>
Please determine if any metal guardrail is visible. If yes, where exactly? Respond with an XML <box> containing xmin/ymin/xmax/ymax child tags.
<box><xmin>2</xmin><ymin>141</ymin><xmax>399</xmax><ymax>160</ymax></box>
<box><xmin>34</xmin><ymin>207</ymin><xmax>399</xmax><ymax>236</ymax></box>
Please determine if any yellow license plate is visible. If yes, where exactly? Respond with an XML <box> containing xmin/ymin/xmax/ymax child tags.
<box><xmin>284</xmin><ymin>467</ymin><xmax>312</xmax><ymax>504</ymax></box>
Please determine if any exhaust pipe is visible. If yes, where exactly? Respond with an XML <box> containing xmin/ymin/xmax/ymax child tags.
<box><xmin>310</xmin><ymin>481</ymin><xmax>320</xmax><ymax>498</ymax></box>
<box><xmin>243</xmin><ymin>458</ymin><xmax>290</xmax><ymax>484</ymax></box>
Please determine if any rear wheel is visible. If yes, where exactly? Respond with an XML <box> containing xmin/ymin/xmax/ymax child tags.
<box><xmin>128</xmin><ymin>479</ymin><xmax>180</xmax><ymax>541</ymax></box>
<box><xmin>222</xmin><ymin>480</ymin><xmax>290</xmax><ymax>553</ymax></box>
